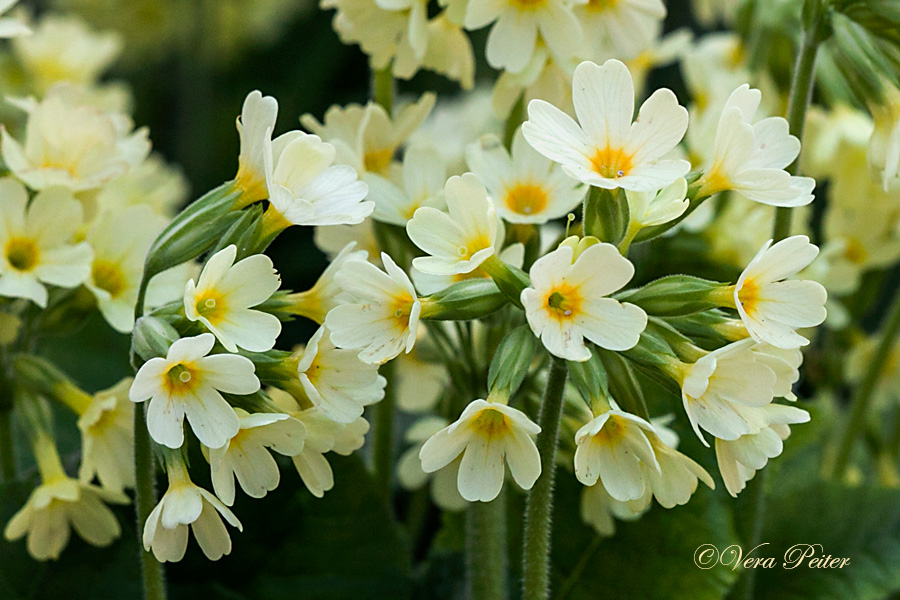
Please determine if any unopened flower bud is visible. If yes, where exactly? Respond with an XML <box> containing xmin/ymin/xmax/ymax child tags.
<box><xmin>420</xmin><ymin>279</ymin><xmax>507</xmax><ymax>321</ymax></box>
<box><xmin>131</xmin><ymin>316</ymin><xmax>180</xmax><ymax>364</ymax></box>
<box><xmin>487</xmin><ymin>325</ymin><xmax>537</xmax><ymax>395</ymax></box>
<box><xmin>619</xmin><ymin>275</ymin><xmax>722</xmax><ymax>316</ymax></box>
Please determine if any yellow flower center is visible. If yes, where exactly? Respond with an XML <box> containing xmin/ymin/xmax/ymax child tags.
<box><xmin>505</xmin><ymin>183</ymin><xmax>549</xmax><ymax>216</ymax></box>
<box><xmin>196</xmin><ymin>291</ymin><xmax>227</xmax><ymax>325</ymax></box>
<box><xmin>737</xmin><ymin>278</ymin><xmax>760</xmax><ymax>315</ymax></box>
<box><xmin>697</xmin><ymin>166</ymin><xmax>732</xmax><ymax>197</ymax></box>
<box><xmin>456</xmin><ymin>234</ymin><xmax>493</xmax><ymax>260</ymax></box>
<box><xmin>594</xmin><ymin>417</ymin><xmax>629</xmax><ymax>446</ymax></box>
<box><xmin>585</xmin><ymin>0</ymin><xmax>620</xmax><ymax>12</ymax></box>
<box><xmin>510</xmin><ymin>0</ymin><xmax>547</xmax><ymax>7</ymax></box>
<box><xmin>364</xmin><ymin>148</ymin><xmax>393</xmax><ymax>175</ymax></box>
<box><xmin>471</xmin><ymin>408</ymin><xmax>511</xmax><ymax>437</ymax></box>
<box><xmin>589</xmin><ymin>146</ymin><xmax>634</xmax><ymax>179</ymax></box>
<box><xmin>390</xmin><ymin>294</ymin><xmax>416</xmax><ymax>330</ymax></box>
<box><xmin>545</xmin><ymin>284</ymin><xmax>582</xmax><ymax>321</ymax></box>
<box><xmin>92</xmin><ymin>260</ymin><xmax>127</xmax><ymax>298</ymax></box>
<box><xmin>844</xmin><ymin>238</ymin><xmax>867</xmax><ymax>264</ymax></box>
<box><xmin>164</xmin><ymin>363</ymin><xmax>199</xmax><ymax>395</ymax></box>
<box><xmin>6</xmin><ymin>237</ymin><xmax>39</xmax><ymax>272</ymax></box>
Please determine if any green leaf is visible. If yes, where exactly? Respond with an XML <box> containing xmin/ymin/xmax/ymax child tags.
<box><xmin>550</xmin><ymin>474</ymin><xmax>739</xmax><ymax>600</ymax></box>
<box><xmin>753</xmin><ymin>479</ymin><xmax>900</xmax><ymax>600</ymax></box>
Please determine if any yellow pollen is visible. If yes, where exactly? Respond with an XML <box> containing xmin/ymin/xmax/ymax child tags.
<box><xmin>589</xmin><ymin>146</ymin><xmax>634</xmax><ymax>179</ymax></box>
<box><xmin>737</xmin><ymin>278</ymin><xmax>760</xmax><ymax>315</ymax></box>
<box><xmin>471</xmin><ymin>408</ymin><xmax>511</xmax><ymax>437</ymax></box>
<box><xmin>545</xmin><ymin>284</ymin><xmax>581</xmax><ymax>321</ymax></box>
<box><xmin>196</xmin><ymin>291</ymin><xmax>226</xmax><ymax>324</ymax></box>
<box><xmin>164</xmin><ymin>363</ymin><xmax>199</xmax><ymax>395</ymax></box>
<box><xmin>6</xmin><ymin>237</ymin><xmax>39</xmax><ymax>272</ymax></box>
<box><xmin>364</xmin><ymin>148</ymin><xmax>393</xmax><ymax>175</ymax></box>
<box><xmin>505</xmin><ymin>183</ymin><xmax>549</xmax><ymax>216</ymax></box>
<box><xmin>92</xmin><ymin>260</ymin><xmax>126</xmax><ymax>298</ymax></box>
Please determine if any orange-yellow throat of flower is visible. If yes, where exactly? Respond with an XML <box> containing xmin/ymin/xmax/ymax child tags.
<box><xmin>471</xmin><ymin>408</ymin><xmax>511</xmax><ymax>438</ymax></box>
<box><xmin>546</xmin><ymin>284</ymin><xmax>582</xmax><ymax>321</ymax></box>
<box><xmin>590</xmin><ymin>146</ymin><xmax>634</xmax><ymax>180</ymax></box>
<box><xmin>164</xmin><ymin>363</ymin><xmax>200</xmax><ymax>395</ymax></box>
<box><xmin>505</xmin><ymin>183</ymin><xmax>549</xmax><ymax>216</ymax></box>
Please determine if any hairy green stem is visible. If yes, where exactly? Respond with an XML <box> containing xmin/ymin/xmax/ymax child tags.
<box><xmin>466</xmin><ymin>492</ymin><xmax>507</xmax><ymax>600</ymax></box>
<box><xmin>829</xmin><ymin>289</ymin><xmax>900</xmax><ymax>479</ymax></box>
<box><xmin>0</xmin><ymin>406</ymin><xmax>15</xmax><ymax>481</ymax></box>
<box><xmin>522</xmin><ymin>358</ymin><xmax>568</xmax><ymax>600</ymax></box>
<box><xmin>504</xmin><ymin>95</ymin><xmax>526</xmax><ymax>150</ymax></box>
<box><xmin>373</xmin><ymin>67</ymin><xmax>394</xmax><ymax>115</ymax></box>
<box><xmin>772</xmin><ymin>7</ymin><xmax>824</xmax><ymax>242</ymax></box>
<box><xmin>374</xmin><ymin>360</ymin><xmax>396</xmax><ymax>497</ymax></box>
<box><xmin>134</xmin><ymin>403</ymin><xmax>167</xmax><ymax>600</ymax></box>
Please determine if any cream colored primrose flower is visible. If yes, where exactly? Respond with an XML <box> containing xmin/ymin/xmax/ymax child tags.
<box><xmin>574</xmin><ymin>407</ymin><xmax>714</xmax><ymax>505</ymax></box>
<box><xmin>733</xmin><ymin>235</ymin><xmax>827</xmax><ymax>349</ymax></box>
<box><xmin>573</xmin><ymin>0</ymin><xmax>666</xmax><ymax>60</ymax></box>
<box><xmin>420</xmin><ymin>398</ymin><xmax>541</xmax><ymax>502</ymax></box>
<box><xmin>143</xmin><ymin>459</ymin><xmax>242</xmax><ymax>563</ymax></box>
<box><xmin>397</xmin><ymin>416</ymin><xmax>467</xmax><ymax>511</ymax></box>
<box><xmin>208</xmin><ymin>408</ymin><xmax>306</xmax><ymax>505</ymax></box>
<box><xmin>674</xmin><ymin>339</ymin><xmax>778</xmax><ymax>445</ymax></box>
<box><xmin>523</xmin><ymin>59</ymin><xmax>690</xmax><ymax>192</ymax></box>
<box><xmin>695</xmin><ymin>84</ymin><xmax>815</xmax><ymax>206</ymax></box>
<box><xmin>314</xmin><ymin>220</ymin><xmax>380</xmax><ymax>262</ymax></box>
<box><xmin>325</xmin><ymin>253</ymin><xmax>422</xmax><ymax>364</ymax></box>
<box><xmin>406</xmin><ymin>173</ymin><xmax>501</xmax><ymax>276</ymax></box>
<box><xmin>0</xmin><ymin>179</ymin><xmax>92</xmax><ymax>308</ymax></box>
<box><xmin>301</xmin><ymin>93</ymin><xmax>435</xmax><ymax>176</ymax></box>
<box><xmin>363</xmin><ymin>144</ymin><xmax>446</xmax><ymax>226</ymax></box>
<box><xmin>297</xmin><ymin>326</ymin><xmax>387</xmax><ymax>423</ymax></box>
<box><xmin>0</xmin><ymin>0</ymin><xmax>30</xmax><ymax>38</ymax></box>
<box><xmin>76</xmin><ymin>379</ymin><xmax>136</xmax><ymax>494</ymax></box>
<box><xmin>184</xmin><ymin>245</ymin><xmax>282</xmax><ymax>353</ymax></box>
<box><xmin>129</xmin><ymin>333</ymin><xmax>260</xmax><ymax>449</ymax></box>
<box><xmin>716</xmin><ymin>403</ymin><xmax>809</xmax><ymax>497</ymax></box>
<box><xmin>286</xmin><ymin>241</ymin><xmax>368</xmax><ymax>324</ymax></box>
<box><xmin>624</xmin><ymin>177</ymin><xmax>689</xmax><ymax>229</ymax></box>
<box><xmin>234</xmin><ymin>90</ymin><xmax>277</xmax><ymax>202</ymax></box>
<box><xmin>411</xmin><ymin>242</ymin><xmax>523</xmax><ymax>295</ymax></box>
<box><xmin>321</xmin><ymin>0</ymin><xmax>413</xmax><ymax>70</ymax></box>
<box><xmin>521</xmin><ymin>242</ymin><xmax>647</xmax><ymax>362</ymax></box>
<box><xmin>867</xmin><ymin>81</ymin><xmax>900</xmax><ymax>191</ymax></box>
<box><xmin>4</xmin><ymin>433</ymin><xmax>127</xmax><ymax>561</ymax></box>
<box><xmin>466</xmin><ymin>130</ymin><xmax>585</xmax><ymax>224</ymax></box>
<box><xmin>395</xmin><ymin>344</ymin><xmax>451</xmax><ymax>412</ymax></box>
<box><xmin>264</xmin><ymin>130</ymin><xmax>372</xmax><ymax>228</ymax></box>
<box><xmin>85</xmin><ymin>204</ymin><xmax>167</xmax><ymax>333</ymax></box>
<box><xmin>12</xmin><ymin>14</ymin><xmax>122</xmax><ymax>95</ymax></box>
<box><xmin>464</xmin><ymin>0</ymin><xmax>584</xmax><ymax>75</ymax></box>
<box><xmin>95</xmin><ymin>154</ymin><xmax>189</xmax><ymax>218</ymax></box>
<box><xmin>1</xmin><ymin>85</ymin><xmax>150</xmax><ymax>191</ymax></box>
<box><xmin>580</xmin><ymin>478</ymin><xmax>647</xmax><ymax>537</ymax></box>
<box><xmin>493</xmin><ymin>45</ymin><xmax>574</xmax><ymax>121</ymax></box>
<box><xmin>395</xmin><ymin>12</ymin><xmax>475</xmax><ymax>90</ymax></box>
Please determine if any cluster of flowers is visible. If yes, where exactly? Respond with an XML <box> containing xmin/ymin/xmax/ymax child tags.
<box><xmin>6</xmin><ymin>0</ymin><xmax>900</xmax><ymax>573</ymax></box>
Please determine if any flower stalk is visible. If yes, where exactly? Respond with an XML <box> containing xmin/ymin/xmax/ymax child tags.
<box><xmin>134</xmin><ymin>402</ymin><xmax>168</xmax><ymax>600</ymax></box>
<box><xmin>466</xmin><ymin>491</ymin><xmax>508</xmax><ymax>600</ymax></box>
<box><xmin>521</xmin><ymin>357</ymin><xmax>568</xmax><ymax>600</ymax></box>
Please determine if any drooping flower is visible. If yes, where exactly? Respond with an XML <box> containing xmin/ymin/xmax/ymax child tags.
<box><xmin>143</xmin><ymin>458</ymin><xmax>242</xmax><ymax>562</ymax></box>
<box><xmin>522</xmin><ymin>59</ymin><xmax>690</xmax><ymax>191</ymax></box>
<box><xmin>465</xmin><ymin>130</ymin><xmax>585</xmax><ymax>224</ymax></box>
<box><xmin>1</xmin><ymin>85</ymin><xmax>149</xmax><ymax>191</ymax></box>
<box><xmin>4</xmin><ymin>433</ymin><xmax>127</xmax><ymax>561</ymax></box>
<box><xmin>715</xmin><ymin>403</ymin><xmax>809</xmax><ymax>496</ymax></box>
<box><xmin>672</xmin><ymin>339</ymin><xmax>778</xmax><ymax>445</ymax></box>
<box><xmin>325</xmin><ymin>252</ymin><xmax>422</xmax><ymax>364</ymax></box>
<box><xmin>76</xmin><ymin>379</ymin><xmax>135</xmax><ymax>494</ymax></box>
<box><xmin>521</xmin><ymin>242</ymin><xmax>647</xmax><ymax>361</ymax></box>
<box><xmin>695</xmin><ymin>84</ymin><xmax>815</xmax><ymax>206</ymax></box>
<box><xmin>296</xmin><ymin>326</ymin><xmax>387</xmax><ymax>423</ymax></box>
<box><xmin>0</xmin><ymin>179</ymin><xmax>93</xmax><ymax>308</ymax></box>
<box><xmin>129</xmin><ymin>333</ymin><xmax>260</xmax><ymax>449</ymax></box>
<box><xmin>419</xmin><ymin>398</ymin><xmax>541</xmax><ymax>502</ymax></box>
<box><xmin>580</xmin><ymin>479</ymin><xmax>648</xmax><ymax>537</ymax></box>
<box><xmin>464</xmin><ymin>0</ymin><xmax>584</xmax><ymax>74</ymax></box>
<box><xmin>732</xmin><ymin>235</ymin><xmax>827</xmax><ymax>349</ymax></box>
<box><xmin>397</xmin><ymin>416</ymin><xmax>467</xmax><ymax>511</ymax></box>
<box><xmin>406</xmin><ymin>173</ymin><xmax>501</xmax><ymax>276</ymax></box>
<box><xmin>85</xmin><ymin>204</ymin><xmax>168</xmax><ymax>333</ymax></box>
<box><xmin>208</xmin><ymin>409</ymin><xmax>306</xmax><ymax>505</ymax></box>
<box><xmin>184</xmin><ymin>245</ymin><xmax>282</xmax><ymax>353</ymax></box>
<box><xmin>234</xmin><ymin>90</ymin><xmax>278</xmax><ymax>202</ymax></box>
